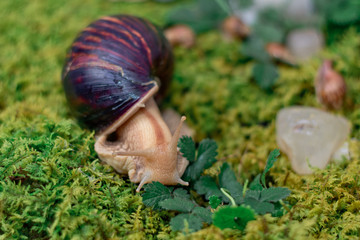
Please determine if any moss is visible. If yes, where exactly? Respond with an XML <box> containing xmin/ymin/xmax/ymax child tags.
<box><xmin>1</xmin><ymin>0</ymin><xmax>360</xmax><ymax>239</ymax></box>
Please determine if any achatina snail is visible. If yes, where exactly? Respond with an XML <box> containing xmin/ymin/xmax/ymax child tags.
<box><xmin>62</xmin><ymin>15</ymin><xmax>189</xmax><ymax>192</ymax></box>
<box><xmin>315</xmin><ymin>60</ymin><xmax>346</xmax><ymax>110</ymax></box>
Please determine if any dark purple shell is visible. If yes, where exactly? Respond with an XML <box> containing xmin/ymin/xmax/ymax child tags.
<box><xmin>62</xmin><ymin>15</ymin><xmax>174</xmax><ymax>132</ymax></box>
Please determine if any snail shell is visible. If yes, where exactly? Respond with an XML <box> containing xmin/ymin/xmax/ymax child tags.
<box><xmin>315</xmin><ymin>60</ymin><xmax>346</xmax><ymax>110</ymax></box>
<box><xmin>221</xmin><ymin>16</ymin><xmax>250</xmax><ymax>41</ymax></box>
<box><xmin>62</xmin><ymin>15</ymin><xmax>189</xmax><ymax>191</ymax></box>
<box><xmin>164</xmin><ymin>24</ymin><xmax>196</xmax><ymax>49</ymax></box>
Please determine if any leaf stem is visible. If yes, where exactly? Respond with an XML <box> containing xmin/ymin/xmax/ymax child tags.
<box><xmin>220</xmin><ymin>188</ymin><xmax>237</xmax><ymax>207</ymax></box>
<box><xmin>242</xmin><ymin>179</ymin><xmax>248</xmax><ymax>198</ymax></box>
<box><xmin>214</xmin><ymin>0</ymin><xmax>232</xmax><ymax>15</ymax></box>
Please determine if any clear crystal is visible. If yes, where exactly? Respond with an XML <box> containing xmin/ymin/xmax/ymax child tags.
<box><xmin>276</xmin><ymin>107</ymin><xmax>350</xmax><ymax>174</ymax></box>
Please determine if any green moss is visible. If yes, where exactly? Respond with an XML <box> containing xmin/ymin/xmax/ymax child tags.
<box><xmin>1</xmin><ymin>0</ymin><xmax>360</xmax><ymax>239</ymax></box>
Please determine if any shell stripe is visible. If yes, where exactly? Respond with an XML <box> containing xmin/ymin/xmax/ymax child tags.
<box><xmin>144</xmin><ymin>20</ymin><xmax>162</xmax><ymax>56</ymax></box>
<box><xmin>123</xmin><ymin>15</ymin><xmax>160</xmax><ymax>49</ymax></box>
<box><xmin>121</xmin><ymin>17</ymin><xmax>153</xmax><ymax>67</ymax></box>
<box><xmin>71</xmin><ymin>42</ymin><xmax>146</xmax><ymax>73</ymax></box>
<box><xmin>102</xmin><ymin>16</ymin><xmax>153</xmax><ymax>66</ymax></box>
<box><xmin>73</xmin><ymin>33</ymin><xmax>147</xmax><ymax>71</ymax></box>
<box><xmin>69</xmin><ymin>58</ymin><xmax>124</xmax><ymax>76</ymax></box>
<box><xmin>83</xmin><ymin>27</ymin><xmax>139</xmax><ymax>52</ymax></box>
<box><xmin>72</xmin><ymin>24</ymin><xmax>150</xmax><ymax>74</ymax></box>
<box><xmin>131</xmin><ymin>29</ymin><xmax>153</xmax><ymax>67</ymax></box>
<box><xmin>84</xmin><ymin>35</ymin><xmax>102</xmax><ymax>43</ymax></box>
<box><xmin>89</xmin><ymin>20</ymin><xmax>140</xmax><ymax>48</ymax></box>
<box><xmin>64</xmin><ymin>53</ymin><xmax>106</xmax><ymax>78</ymax></box>
<box><xmin>91</xmin><ymin>21</ymin><xmax>140</xmax><ymax>47</ymax></box>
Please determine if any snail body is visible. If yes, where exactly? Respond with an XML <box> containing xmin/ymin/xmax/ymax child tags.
<box><xmin>62</xmin><ymin>15</ymin><xmax>189</xmax><ymax>191</ymax></box>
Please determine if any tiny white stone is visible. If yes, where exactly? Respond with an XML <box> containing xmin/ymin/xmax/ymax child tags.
<box><xmin>331</xmin><ymin>141</ymin><xmax>350</xmax><ymax>163</ymax></box>
<box><xmin>235</xmin><ymin>7</ymin><xmax>258</xmax><ymax>26</ymax></box>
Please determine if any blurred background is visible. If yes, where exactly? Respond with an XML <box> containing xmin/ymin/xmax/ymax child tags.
<box><xmin>1</xmin><ymin>0</ymin><xmax>360</xmax><ymax>238</ymax></box>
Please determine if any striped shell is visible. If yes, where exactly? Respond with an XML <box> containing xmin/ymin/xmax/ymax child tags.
<box><xmin>62</xmin><ymin>15</ymin><xmax>174</xmax><ymax>133</ymax></box>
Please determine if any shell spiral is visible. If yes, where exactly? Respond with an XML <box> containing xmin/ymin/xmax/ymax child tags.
<box><xmin>62</xmin><ymin>15</ymin><xmax>174</xmax><ymax>132</ymax></box>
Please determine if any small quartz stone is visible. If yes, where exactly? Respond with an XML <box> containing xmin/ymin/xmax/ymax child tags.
<box><xmin>276</xmin><ymin>107</ymin><xmax>351</xmax><ymax>174</ymax></box>
<box><xmin>286</xmin><ymin>28</ymin><xmax>324</xmax><ymax>61</ymax></box>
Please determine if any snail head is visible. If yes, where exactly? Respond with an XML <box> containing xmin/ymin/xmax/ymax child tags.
<box><xmin>116</xmin><ymin>116</ymin><xmax>189</xmax><ymax>192</ymax></box>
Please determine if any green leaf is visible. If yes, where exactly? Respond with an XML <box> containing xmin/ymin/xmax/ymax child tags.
<box><xmin>260</xmin><ymin>187</ymin><xmax>291</xmax><ymax>202</ymax></box>
<box><xmin>183</xmin><ymin>139</ymin><xmax>218</xmax><ymax>181</ymax></box>
<box><xmin>142</xmin><ymin>182</ymin><xmax>172</xmax><ymax>210</ymax></box>
<box><xmin>173</xmin><ymin>188</ymin><xmax>191</xmax><ymax>199</ymax></box>
<box><xmin>261</xmin><ymin>149</ymin><xmax>280</xmax><ymax>186</ymax></box>
<box><xmin>165</xmin><ymin>0</ymin><xmax>227</xmax><ymax>33</ymax></box>
<box><xmin>178</xmin><ymin>136</ymin><xmax>196</xmax><ymax>163</ymax></box>
<box><xmin>252</xmin><ymin>23</ymin><xmax>285</xmax><ymax>43</ymax></box>
<box><xmin>219</xmin><ymin>163</ymin><xmax>243</xmax><ymax>204</ymax></box>
<box><xmin>214</xmin><ymin>0</ymin><xmax>231</xmax><ymax>15</ymax></box>
<box><xmin>243</xmin><ymin>197</ymin><xmax>274</xmax><ymax>214</ymax></box>
<box><xmin>272</xmin><ymin>201</ymin><xmax>287</xmax><ymax>217</ymax></box>
<box><xmin>194</xmin><ymin>176</ymin><xmax>223</xmax><ymax>200</ymax></box>
<box><xmin>192</xmin><ymin>207</ymin><xmax>213</xmax><ymax>224</ymax></box>
<box><xmin>213</xmin><ymin>206</ymin><xmax>255</xmax><ymax>230</ymax></box>
<box><xmin>170</xmin><ymin>213</ymin><xmax>203</xmax><ymax>232</ymax></box>
<box><xmin>238</xmin><ymin>0</ymin><xmax>253</xmax><ymax>8</ymax></box>
<box><xmin>245</xmin><ymin>190</ymin><xmax>261</xmax><ymax>200</ymax></box>
<box><xmin>209</xmin><ymin>195</ymin><xmax>222</xmax><ymax>209</ymax></box>
<box><xmin>197</xmin><ymin>139</ymin><xmax>218</xmax><ymax>168</ymax></box>
<box><xmin>241</xmin><ymin>36</ymin><xmax>270</xmax><ymax>62</ymax></box>
<box><xmin>326</xmin><ymin>0</ymin><xmax>360</xmax><ymax>25</ymax></box>
<box><xmin>249</xmin><ymin>174</ymin><xmax>263</xmax><ymax>191</ymax></box>
<box><xmin>252</xmin><ymin>63</ymin><xmax>279</xmax><ymax>90</ymax></box>
<box><xmin>159</xmin><ymin>197</ymin><xmax>196</xmax><ymax>212</ymax></box>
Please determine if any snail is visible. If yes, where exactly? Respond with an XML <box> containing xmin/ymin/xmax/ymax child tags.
<box><xmin>62</xmin><ymin>15</ymin><xmax>189</xmax><ymax>192</ymax></box>
<box><xmin>315</xmin><ymin>60</ymin><xmax>346</xmax><ymax>110</ymax></box>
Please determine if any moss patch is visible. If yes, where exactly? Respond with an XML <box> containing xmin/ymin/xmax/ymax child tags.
<box><xmin>1</xmin><ymin>0</ymin><xmax>360</xmax><ymax>239</ymax></box>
